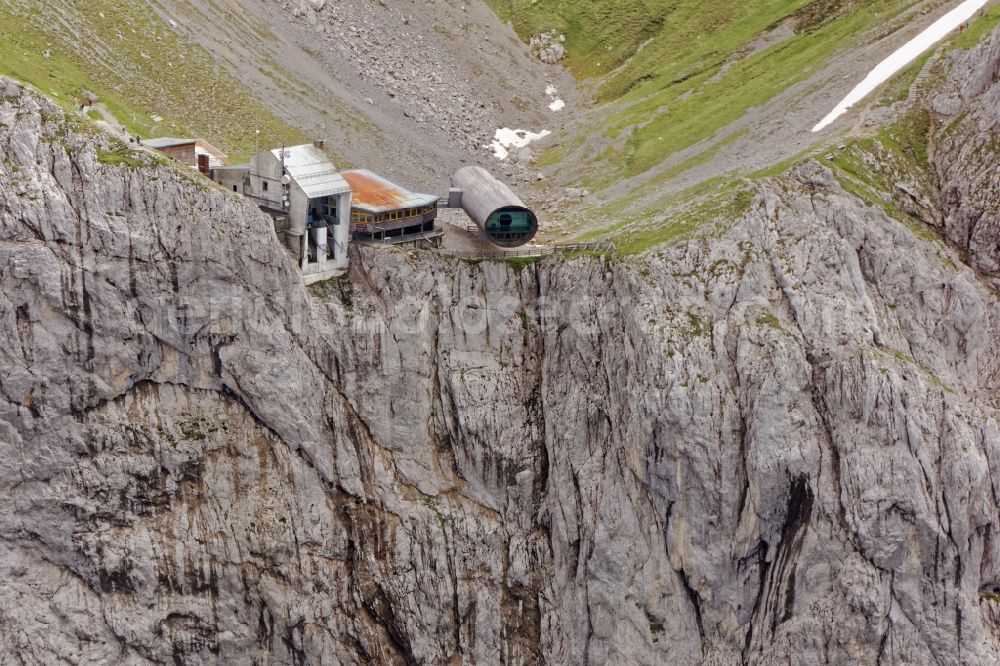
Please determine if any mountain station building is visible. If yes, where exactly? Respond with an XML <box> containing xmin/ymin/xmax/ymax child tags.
<box><xmin>342</xmin><ymin>169</ymin><xmax>442</xmax><ymax>247</ymax></box>
<box><xmin>142</xmin><ymin>137</ymin><xmax>228</xmax><ymax>175</ymax></box>
<box><xmin>211</xmin><ymin>142</ymin><xmax>351</xmax><ymax>283</ymax></box>
<box><xmin>208</xmin><ymin>142</ymin><xmax>540</xmax><ymax>284</ymax></box>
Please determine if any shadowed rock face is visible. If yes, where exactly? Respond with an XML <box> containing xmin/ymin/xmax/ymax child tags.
<box><xmin>1</xmin><ymin>30</ymin><xmax>1000</xmax><ymax>666</ymax></box>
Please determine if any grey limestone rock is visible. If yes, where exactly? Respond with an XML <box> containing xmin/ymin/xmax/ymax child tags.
<box><xmin>1</xmin><ymin>27</ymin><xmax>1000</xmax><ymax>666</ymax></box>
<box><xmin>926</xmin><ymin>31</ymin><xmax>1000</xmax><ymax>285</ymax></box>
<box><xmin>530</xmin><ymin>31</ymin><xmax>568</xmax><ymax>65</ymax></box>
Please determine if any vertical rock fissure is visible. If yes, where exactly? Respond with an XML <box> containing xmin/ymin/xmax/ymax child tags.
<box><xmin>745</xmin><ymin>475</ymin><xmax>814</xmax><ymax>657</ymax></box>
<box><xmin>678</xmin><ymin>566</ymin><xmax>707</xmax><ymax>653</ymax></box>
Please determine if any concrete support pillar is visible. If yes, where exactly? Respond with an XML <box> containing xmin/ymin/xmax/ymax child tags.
<box><xmin>311</xmin><ymin>226</ymin><xmax>328</xmax><ymax>269</ymax></box>
<box><xmin>331</xmin><ymin>192</ymin><xmax>350</xmax><ymax>269</ymax></box>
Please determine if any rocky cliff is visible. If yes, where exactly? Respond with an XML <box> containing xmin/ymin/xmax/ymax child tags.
<box><xmin>1</xmin><ymin>28</ymin><xmax>1000</xmax><ymax>666</ymax></box>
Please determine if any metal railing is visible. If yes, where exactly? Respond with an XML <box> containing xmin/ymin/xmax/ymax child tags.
<box><xmin>356</xmin><ymin>229</ymin><xmax>445</xmax><ymax>246</ymax></box>
<box><xmin>436</xmin><ymin>241</ymin><xmax>614</xmax><ymax>261</ymax></box>
<box><xmin>438</xmin><ymin>247</ymin><xmax>553</xmax><ymax>260</ymax></box>
<box><xmin>553</xmin><ymin>242</ymin><xmax>615</xmax><ymax>252</ymax></box>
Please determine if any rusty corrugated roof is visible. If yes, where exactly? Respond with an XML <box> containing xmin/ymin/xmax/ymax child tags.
<box><xmin>342</xmin><ymin>169</ymin><xmax>438</xmax><ymax>213</ymax></box>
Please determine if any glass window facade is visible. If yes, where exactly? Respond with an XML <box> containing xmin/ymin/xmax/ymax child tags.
<box><xmin>485</xmin><ymin>207</ymin><xmax>537</xmax><ymax>247</ymax></box>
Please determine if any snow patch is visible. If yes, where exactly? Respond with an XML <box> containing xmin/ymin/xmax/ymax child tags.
<box><xmin>488</xmin><ymin>128</ymin><xmax>552</xmax><ymax>160</ymax></box>
<box><xmin>545</xmin><ymin>84</ymin><xmax>565</xmax><ymax>112</ymax></box>
<box><xmin>813</xmin><ymin>0</ymin><xmax>989</xmax><ymax>132</ymax></box>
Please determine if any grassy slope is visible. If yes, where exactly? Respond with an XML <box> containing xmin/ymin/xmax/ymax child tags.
<box><xmin>949</xmin><ymin>1</ymin><xmax>1000</xmax><ymax>48</ymax></box>
<box><xmin>491</xmin><ymin>0</ymin><xmax>926</xmax><ymax>181</ymax></box>
<box><xmin>0</xmin><ymin>0</ymin><xmax>305</xmax><ymax>160</ymax></box>
<box><xmin>489</xmin><ymin>0</ymin><xmax>811</xmax><ymax>85</ymax></box>
<box><xmin>591</xmin><ymin>13</ymin><xmax>1000</xmax><ymax>258</ymax></box>
<box><xmin>489</xmin><ymin>0</ymin><xmax>999</xmax><ymax>252</ymax></box>
<box><xmin>608</xmin><ymin>0</ymin><xmax>919</xmax><ymax>178</ymax></box>
<box><xmin>831</xmin><ymin>106</ymin><xmax>941</xmax><ymax>239</ymax></box>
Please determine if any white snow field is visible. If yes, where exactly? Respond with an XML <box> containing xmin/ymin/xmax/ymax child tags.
<box><xmin>813</xmin><ymin>0</ymin><xmax>989</xmax><ymax>132</ymax></box>
<box><xmin>488</xmin><ymin>128</ymin><xmax>552</xmax><ymax>159</ymax></box>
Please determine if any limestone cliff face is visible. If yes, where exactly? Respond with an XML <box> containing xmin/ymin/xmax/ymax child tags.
<box><xmin>930</xmin><ymin>31</ymin><xmax>1000</xmax><ymax>285</ymax></box>
<box><xmin>1</xmin><ymin>31</ymin><xmax>1000</xmax><ymax>666</ymax></box>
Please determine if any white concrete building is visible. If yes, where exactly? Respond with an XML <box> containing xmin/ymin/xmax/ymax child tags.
<box><xmin>213</xmin><ymin>142</ymin><xmax>352</xmax><ymax>284</ymax></box>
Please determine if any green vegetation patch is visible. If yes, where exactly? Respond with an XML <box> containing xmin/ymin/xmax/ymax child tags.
<box><xmin>180</xmin><ymin>419</ymin><xmax>207</xmax><ymax>442</ymax></box>
<box><xmin>517</xmin><ymin>309</ymin><xmax>540</xmax><ymax>333</ymax></box>
<box><xmin>640</xmin><ymin>129</ymin><xmax>749</xmax><ymax>192</ymax></box>
<box><xmin>493</xmin><ymin>0</ymin><xmax>922</xmax><ymax>182</ymax></box>
<box><xmin>0</xmin><ymin>0</ymin><xmax>305</xmax><ymax>161</ymax></box>
<box><xmin>96</xmin><ymin>141</ymin><xmax>165</xmax><ymax>169</ymax></box>
<box><xmin>685</xmin><ymin>311</ymin><xmax>713</xmax><ymax>338</ymax></box>
<box><xmin>97</xmin><ymin>148</ymin><xmax>152</xmax><ymax>168</ymax></box>
<box><xmin>949</xmin><ymin>4</ymin><xmax>1000</xmax><ymax>50</ymax></box>
<box><xmin>609</xmin><ymin>0</ymin><xmax>919</xmax><ymax>179</ymax></box>
<box><xmin>829</xmin><ymin>106</ymin><xmax>942</xmax><ymax>242</ymax></box>
<box><xmin>880</xmin><ymin>345</ymin><xmax>953</xmax><ymax>393</ymax></box>
<box><xmin>491</xmin><ymin>1</ymin><xmax>989</xmax><ymax>260</ymax></box>
<box><xmin>756</xmin><ymin>312</ymin><xmax>784</xmax><ymax>331</ymax></box>
<box><xmin>503</xmin><ymin>256</ymin><xmax>544</xmax><ymax>270</ymax></box>
<box><xmin>487</xmin><ymin>0</ymin><xmax>816</xmax><ymax>89</ymax></box>
<box><xmin>585</xmin><ymin>176</ymin><xmax>756</xmax><ymax>254</ymax></box>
